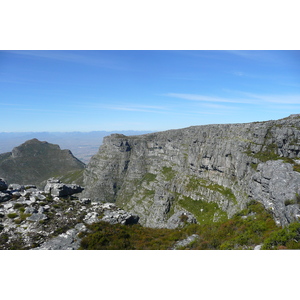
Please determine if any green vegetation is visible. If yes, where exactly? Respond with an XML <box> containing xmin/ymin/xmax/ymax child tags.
<box><xmin>59</xmin><ymin>169</ymin><xmax>85</xmax><ymax>185</ymax></box>
<box><xmin>7</xmin><ymin>213</ymin><xmax>18</xmax><ymax>219</ymax></box>
<box><xmin>177</xmin><ymin>195</ymin><xmax>228</xmax><ymax>224</ymax></box>
<box><xmin>284</xmin><ymin>193</ymin><xmax>300</xmax><ymax>206</ymax></box>
<box><xmin>79</xmin><ymin>221</ymin><xmax>185</xmax><ymax>250</ymax></box>
<box><xmin>161</xmin><ymin>166</ymin><xmax>176</xmax><ymax>181</ymax></box>
<box><xmin>262</xmin><ymin>222</ymin><xmax>300</xmax><ymax>249</ymax></box>
<box><xmin>142</xmin><ymin>172</ymin><xmax>157</xmax><ymax>183</ymax></box>
<box><xmin>80</xmin><ymin>200</ymin><xmax>300</xmax><ymax>250</ymax></box>
<box><xmin>14</xmin><ymin>203</ymin><xmax>24</xmax><ymax>209</ymax></box>
<box><xmin>186</xmin><ymin>177</ymin><xmax>237</xmax><ymax>204</ymax></box>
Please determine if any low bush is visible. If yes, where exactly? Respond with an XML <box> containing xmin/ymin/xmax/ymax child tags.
<box><xmin>262</xmin><ymin>222</ymin><xmax>300</xmax><ymax>249</ymax></box>
<box><xmin>7</xmin><ymin>213</ymin><xmax>18</xmax><ymax>219</ymax></box>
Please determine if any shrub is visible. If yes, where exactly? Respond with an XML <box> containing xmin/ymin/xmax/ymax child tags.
<box><xmin>7</xmin><ymin>213</ymin><xmax>18</xmax><ymax>219</ymax></box>
<box><xmin>262</xmin><ymin>222</ymin><xmax>300</xmax><ymax>249</ymax></box>
<box><xmin>13</xmin><ymin>203</ymin><xmax>24</xmax><ymax>209</ymax></box>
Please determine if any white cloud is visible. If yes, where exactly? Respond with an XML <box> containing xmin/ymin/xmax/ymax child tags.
<box><xmin>165</xmin><ymin>93</ymin><xmax>256</xmax><ymax>104</ymax></box>
<box><xmin>166</xmin><ymin>92</ymin><xmax>300</xmax><ymax>105</ymax></box>
<box><xmin>5</xmin><ymin>50</ymin><xmax>124</xmax><ymax>70</ymax></box>
<box><xmin>233</xmin><ymin>91</ymin><xmax>300</xmax><ymax>104</ymax></box>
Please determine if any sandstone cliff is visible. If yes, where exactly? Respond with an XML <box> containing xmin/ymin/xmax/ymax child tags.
<box><xmin>83</xmin><ymin>114</ymin><xmax>300</xmax><ymax>228</ymax></box>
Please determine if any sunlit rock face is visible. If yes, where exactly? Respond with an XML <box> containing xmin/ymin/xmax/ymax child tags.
<box><xmin>83</xmin><ymin>114</ymin><xmax>300</xmax><ymax>228</ymax></box>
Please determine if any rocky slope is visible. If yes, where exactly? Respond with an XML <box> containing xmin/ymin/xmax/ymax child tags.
<box><xmin>82</xmin><ymin>114</ymin><xmax>300</xmax><ymax>228</ymax></box>
<box><xmin>0</xmin><ymin>178</ymin><xmax>139</xmax><ymax>250</ymax></box>
<box><xmin>0</xmin><ymin>139</ymin><xmax>85</xmax><ymax>188</ymax></box>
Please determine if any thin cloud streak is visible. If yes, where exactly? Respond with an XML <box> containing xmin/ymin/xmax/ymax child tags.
<box><xmin>75</xmin><ymin>102</ymin><xmax>171</xmax><ymax>114</ymax></box>
<box><xmin>166</xmin><ymin>93</ymin><xmax>257</xmax><ymax>104</ymax></box>
<box><xmin>5</xmin><ymin>50</ymin><xmax>125</xmax><ymax>70</ymax></box>
<box><xmin>233</xmin><ymin>91</ymin><xmax>300</xmax><ymax>104</ymax></box>
<box><xmin>166</xmin><ymin>92</ymin><xmax>300</xmax><ymax>105</ymax></box>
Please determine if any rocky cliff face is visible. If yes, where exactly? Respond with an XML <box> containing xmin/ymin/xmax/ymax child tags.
<box><xmin>83</xmin><ymin>114</ymin><xmax>300</xmax><ymax>228</ymax></box>
<box><xmin>0</xmin><ymin>139</ymin><xmax>85</xmax><ymax>188</ymax></box>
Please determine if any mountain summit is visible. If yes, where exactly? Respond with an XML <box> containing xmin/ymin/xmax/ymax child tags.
<box><xmin>0</xmin><ymin>139</ymin><xmax>85</xmax><ymax>187</ymax></box>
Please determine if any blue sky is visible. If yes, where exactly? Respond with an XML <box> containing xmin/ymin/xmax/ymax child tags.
<box><xmin>1</xmin><ymin>50</ymin><xmax>300</xmax><ymax>132</ymax></box>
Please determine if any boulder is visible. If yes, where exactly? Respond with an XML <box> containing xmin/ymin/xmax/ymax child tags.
<box><xmin>79</xmin><ymin>198</ymin><xmax>91</xmax><ymax>205</ymax></box>
<box><xmin>26</xmin><ymin>213</ymin><xmax>47</xmax><ymax>222</ymax></box>
<box><xmin>0</xmin><ymin>179</ymin><xmax>8</xmax><ymax>191</ymax></box>
<box><xmin>0</xmin><ymin>192</ymin><xmax>12</xmax><ymax>202</ymax></box>
<box><xmin>101</xmin><ymin>209</ymin><xmax>139</xmax><ymax>225</ymax></box>
<box><xmin>166</xmin><ymin>211</ymin><xmax>197</xmax><ymax>229</ymax></box>
<box><xmin>44</xmin><ymin>178</ymin><xmax>84</xmax><ymax>197</ymax></box>
<box><xmin>8</xmin><ymin>184</ymin><xmax>24</xmax><ymax>191</ymax></box>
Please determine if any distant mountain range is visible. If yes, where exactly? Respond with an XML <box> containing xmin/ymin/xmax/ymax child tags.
<box><xmin>0</xmin><ymin>131</ymin><xmax>152</xmax><ymax>163</ymax></box>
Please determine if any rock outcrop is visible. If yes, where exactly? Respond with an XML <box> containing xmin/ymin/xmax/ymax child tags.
<box><xmin>0</xmin><ymin>139</ymin><xmax>85</xmax><ymax>188</ymax></box>
<box><xmin>44</xmin><ymin>178</ymin><xmax>84</xmax><ymax>197</ymax></box>
<box><xmin>82</xmin><ymin>114</ymin><xmax>300</xmax><ymax>228</ymax></box>
<box><xmin>0</xmin><ymin>178</ymin><xmax>139</xmax><ymax>250</ymax></box>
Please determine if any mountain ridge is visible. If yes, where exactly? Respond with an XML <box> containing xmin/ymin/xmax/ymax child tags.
<box><xmin>82</xmin><ymin>114</ymin><xmax>300</xmax><ymax>228</ymax></box>
<box><xmin>0</xmin><ymin>139</ymin><xmax>85</xmax><ymax>188</ymax></box>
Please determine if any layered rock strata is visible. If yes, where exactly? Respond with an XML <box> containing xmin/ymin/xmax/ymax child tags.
<box><xmin>83</xmin><ymin>114</ymin><xmax>300</xmax><ymax>228</ymax></box>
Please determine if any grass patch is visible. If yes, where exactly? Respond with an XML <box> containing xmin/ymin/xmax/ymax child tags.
<box><xmin>186</xmin><ymin>177</ymin><xmax>237</xmax><ymax>204</ymax></box>
<box><xmin>59</xmin><ymin>169</ymin><xmax>84</xmax><ymax>185</ymax></box>
<box><xmin>7</xmin><ymin>213</ymin><xmax>18</xmax><ymax>219</ymax></box>
<box><xmin>178</xmin><ymin>195</ymin><xmax>228</xmax><ymax>224</ymax></box>
<box><xmin>13</xmin><ymin>203</ymin><xmax>24</xmax><ymax>209</ymax></box>
<box><xmin>141</xmin><ymin>173</ymin><xmax>157</xmax><ymax>183</ymax></box>
<box><xmin>245</xmin><ymin>143</ymin><xmax>297</xmax><ymax>165</ymax></box>
<box><xmin>161</xmin><ymin>166</ymin><xmax>176</xmax><ymax>181</ymax></box>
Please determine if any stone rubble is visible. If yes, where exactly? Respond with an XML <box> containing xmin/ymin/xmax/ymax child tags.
<box><xmin>0</xmin><ymin>178</ymin><xmax>140</xmax><ymax>250</ymax></box>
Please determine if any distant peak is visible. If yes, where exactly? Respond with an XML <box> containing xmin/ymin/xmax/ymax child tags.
<box><xmin>25</xmin><ymin>138</ymin><xmax>45</xmax><ymax>144</ymax></box>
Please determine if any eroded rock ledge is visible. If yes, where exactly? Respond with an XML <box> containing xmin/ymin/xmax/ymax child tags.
<box><xmin>82</xmin><ymin>114</ymin><xmax>300</xmax><ymax>228</ymax></box>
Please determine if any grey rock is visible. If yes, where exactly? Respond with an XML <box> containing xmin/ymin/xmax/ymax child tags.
<box><xmin>26</xmin><ymin>213</ymin><xmax>47</xmax><ymax>222</ymax></box>
<box><xmin>8</xmin><ymin>184</ymin><xmax>23</xmax><ymax>191</ymax></box>
<box><xmin>172</xmin><ymin>234</ymin><xmax>200</xmax><ymax>249</ymax></box>
<box><xmin>43</xmin><ymin>205</ymin><xmax>50</xmax><ymax>211</ymax></box>
<box><xmin>44</xmin><ymin>178</ymin><xmax>84</xmax><ymax>197</ymax></box>
<box><xmin>0</xmin><ymin>192</ymin><xmax>12</xmax><ymax>202</ymax></box>
<box><xmin>38</xmin><ymin>207</ymin><xmax>45</xmax><ymax>214</ymax></box>
<box><xmin>166</xmin><ymin>211</ymin><xmax>197</xmax><ymax>229</ymax></box>
<box><xmin>249</xmin><ymin>160</ymin><xmax>300</xmax><ymax>226</ymax></box>
<box><xmin>79</xmin><ymin>198</ymin><xmax>91</xmax><ymax>205</ymax></box>
<box><xmin>101</xmin><ymin>209</ymin><xmax>139</xmax><ymax>225</ymax></box>
<box><xmin>84</xmin><ymin>212</ymin><xmax>99</xmax><ymax>224</ymax></box>
<box><xmin>24</xmin><ymin>206</ymin><xmax>37</xmax><ymax>214</ymax></box>
<box><xmin>12</xmin><ymin>191</ymin><xmax>21</xmax><ymax>198</ymax></box>
<box><xmin>3</xmin><ymin>202</ymin><xmax>13</xmax><ymax>210</ymax></box>
<box><xmin>24</xmin><ymin>185</ymin><xmax>37</xmax><ymax>189</ymax></box>
<box><xmin>33</xmin><ymin>228</ymin><xmax>81</xmax><ymax>250</ymax></box>
<box><xmin>0</xmin><ymin>179</ymin><xmax>8</xmax><ymax>191</ymax></box>
<box><xmin>82</xmin><ymin>114</ymin><xmax>300</xmax><ymax>228</ymax></box>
